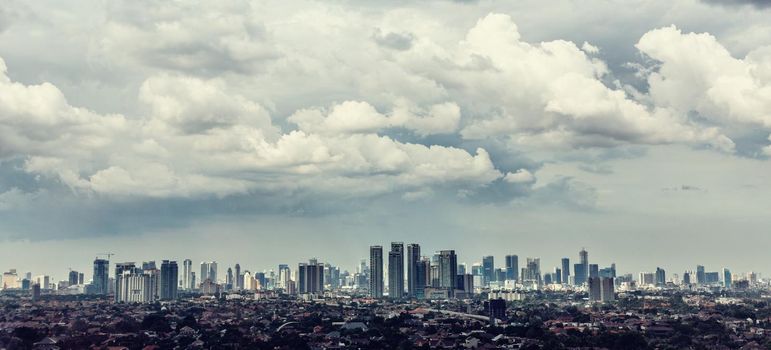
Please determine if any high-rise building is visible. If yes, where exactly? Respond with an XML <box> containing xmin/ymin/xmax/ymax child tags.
<box><xmin>482</xmin><ymin>256</ymin><xmax>494</xmax><ymax>286</ymax></box>
<box><xmin>78</xmin><ymin>273</ymin><xmax>84</xmax><ymax>285</ymax></box>
<box><xmin>682</xmin><ymin>271</ymin><xmax>692</xmax><ymax>285</ymax></box>
<box><xmin>579</xmin><ymin>249</ymin><xmax>589</xmax><ymax>284</ymax></box>
<box><xmin>588</xmin><ymin>277</ymin><xmax>601</xmax><ymax>301</ymax></box>
<box><xmin>114</xmin><ymin>262</ymin><xmax>136</xmax><ymax>302</ymax></box>
<box><xmin>183</xmin><ymin>259</ymin><xmax>192</xmax><ymax>290</ymax></box>
<box><xmin>723</xmin><ymin>268</ymin><xmax>732</xmax><ymax>289</ymax></box>
<box><xmin>487</xmin><ymin>299</ymin><xmax>506</xmax><ymax>325</ymax></box>
<box><xmin>655</xmin><ymin>267</ymin><xmax>666</xmax><ymax>286</ymax></box>
<box><xmin>388</xmin><ymin>242</ymin><xmax>405</xmax><ymax>299</ymax></box>
<box><xmin>142</xmin><ymin>261</ymin><xmax>157</xmax><ymax>270</ymax></box>
<box><xmin>574</xmin><ymin>263</ymin><xmax>587</xmax><ymax>285</ymax></box>
<box><xmin>236</xmin><ymin>263</ymin><xmax>244</xmax><ymax>290</ymax></box>
<box><xmin>369</xmin><ymin>246</ymin><xmax>384</xmax><ymax>298</ymax></box>
<box><xmin>554</xmin><ymin>267</ymin><xmax>563</xmax><ymax>284</ymax></box>
<box><xmin>438</xmin><ymin>250</ymin><xmax>458</xmax><ymax>295</ymax></box>
<box><xmin>589</xmin><ymin>264</ymin><xmax>599</xmax><ymax>278</ymax></box>
<box><xmin>407</xmin><ymin>244</ymin><xmax>421</xmax><ymax>298</ymax></box>
<box><xmin>200</xmin><ymin>261</ymin><xmax>217</xmax><ymax>285</ymax></box>
<box><xmin>226</xmin><ymin>267</ymin><xmax>233</xmax><ymax>290</ymax></box>
<box><xmin>696</xmin><ymin>265</ymin><xmax>706</xmax><ymax>285</ymax></box>
<box><xmin>505</xmin><ymin>255</ymin><xmax>518</xmax><ymax>281</ymax></box>
<box><xmin>68</xmin><ymin>270</ymin><xmax>79</xmax><ymax>286</ymax></box>
<box><xmin>522</xmin><ymin>258</ymin><xmax>541</xmax><ymax>285</ymax></box>
<box><xmin>561</xmin><ymin>258</ymin><xmax>570</xmax><ymax>284</ymax></box>
<box><xmin>298</xmin><ymin>259</ymin><xmax>324</xmax><ymax>294</ymax></box>
<box><xmin>92</xmin><ymin>258</ymin><xmax>110</xmax><ymax>295</ymax></box>
<box><xmin>601</xmin><ymin>277</ymin><xmax>615</xmax><ymax>302</ymax></box>
<box><xmin>160</xmin><ymin>260</ymin><xmax>178</xmax><ymax>300</ymax></box>
<box><xmin>278</xmin><ymin>264</ymin><xmax>290</xmax><ymax>290</ymax></box>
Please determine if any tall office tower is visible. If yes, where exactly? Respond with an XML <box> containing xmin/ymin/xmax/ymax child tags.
<box><xmin>78</xmin><ymin>273</ymin><xmax>84</xmax><ymax>285</ymax></box>
<box><xmin>298</xmin><ymin>259</ymin><xmax>325</xmax><ymax>294</ymax></box>
<box><xmin>462</xmin><ymin>274</ymin><xmax>474</xmax><ymax>296</ymax></box>
<box><xmin>561</xmin><ymin>258</ymin><xmax>570</xmax><ymax>284</ymax></box>
<box><xmin>682</xmin><ymin>271</ymin><xmax>692</xmax><ymax>285</ymax></box>
<box><xmin>369</xmin><ymin>246</ymin><xmax>384</xmax><ymax>298</ymax></box>
<box><xmin>505</xmin><ymin>255</ymin><xmax>519</xmax><ymax>281</ymax></box>
<box><xmin>114</xmin><ymin>262</ymin><xmax>136</xmax><ymax>302</ymax></box>
<box><xmin>600</xmin><ymin>277</ymin><xmax>615</xmax><ymax>302</ymax></box>
<box><xmin>92</xmin><ymin>258</ymin><xmax>110</xmax><ymax>295</ymax></box>
<box><xmin>226</xmin><ymin>267</ymin><xmax>233</xmax><ymax>290</ymax></box>
<box><xmin>655</xmin><ymin>267</ymin><xmax>666</xmax><ymax>286</ymax></box>
<box><xmin>588</xmin><ymin>277</ymin><xmax>601</xmax><ymax>301</ymax></box>
<box><xmin>589</xmin><ymin>264</ymin><xmax>599</xmax><ymax>278</ymax></box>
<box><xmin>254</xmin><ymin>272</ymin><xmax>267</xmax><ymax>290</ymax></box>
<box><xmin>522</xmin><ymin>258</ymin><xmax>541</xmax><ymax>284</ymax></box>
<box><xmin>458</xmin><ymin>263</ymin><xmax>467</xmax><ymax>276</ymax></box>
<box><xmin>554</xmin><ymin>268</ymin><xmax>563</xmax><ymax>284</ymax></box>
<box><xmin>160</xmin><ymin>260</ymin><xmax>178</xmax><ymax>300</ymax></box>
<box><xmin>68</xmin><ymin>270</ymin><xmax>79</xmax><ymax>286</ymax></box>
<box><xmin>278</xmin><ymin>264</ymin><xmax>290</xmax><ymax>289</ymax></box>
<box><xmin>723</xmin><ymin>268</ymin><xmax>732</xmax><ymax>289</ymax></box>
<box><xmin>142</xmin><ymin>261</ymin><xmax>157</xmax><ymax>270</ymax></box>
<box><xmin>573</xmin><ymin>264</ymin><xmax>585</xmax><ymax>285</ymax></box>
<box><xmin>190</xmin><ymin>272</ymin><xmax>196</xmax><ymax>290</ymax></box>
<box><xmin>639</xmin><ymin>272</ymin><xmax>655</xmax><ymax>286</ymax></box>
<box><xmin>482</xmin><ymin>256</ymin><xmax>495</xmax><ymax>286</ymax></box>
<box><xmin>388</xmin><ymin>242</ymin><xmax>405</xmax><ymax>299</ymax></box>
<box><xmin>438</xmin><ymin>250</ymin><xmax>458</xmax><ymax>295</ymax></box>
<box><xmin>430</xmin><ymin>256</ymin><xmax>440</xmax><ymax>287</ymax></box>
<box><xmin>234</xmin><ymin>264</ymin><xmax>242</xmax><ymax>290</ymax></box>
<box><xmin>200</xmin><ymin>261</ymin><xmax>218</xmax><ymax>284</ymax></box>
<box><xmin>407</xmin><ymin>244</ymin><xmax>421</xmax><ymax>298</ymax></box>
<box><xmin>696</xmin><ymin>265</ymin><xmax>706</xmax><ymax>285</ymax></box>
<box><xmin>183</xmin><ymin>259</ymin><xmax>192</xmax><ymax>290</ymax></box>
<box><xmin>579</xmin><ymin>248</ymin><xmax>589</xmax><ymax>283</ymax></box>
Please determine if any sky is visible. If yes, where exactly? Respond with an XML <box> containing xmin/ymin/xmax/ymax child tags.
<box><xmin>1</xmin><ymin>0</ymin><xmax>771</xmax><ymax>282</ymax></box>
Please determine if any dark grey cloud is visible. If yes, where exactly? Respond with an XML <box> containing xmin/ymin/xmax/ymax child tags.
<box><xmin>372</xmin><ymin>29</ymin><xmax>415</xmax><ymax>51</ymax></box>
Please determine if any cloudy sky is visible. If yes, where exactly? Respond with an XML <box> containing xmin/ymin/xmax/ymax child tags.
<box><xmin>1</xmin><ymin>0</ymin><xmax>771</xmax><ymax>281</ymax></box>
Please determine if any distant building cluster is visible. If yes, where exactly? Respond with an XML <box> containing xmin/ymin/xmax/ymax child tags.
<box><xmin>0</xmin><ymin>245</ymin><xmax>762</xmax><ymax>305</ymax></box>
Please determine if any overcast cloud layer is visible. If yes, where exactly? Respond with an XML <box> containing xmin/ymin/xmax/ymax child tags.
<box><xmin>1</xmin><ymin>0</ymin><xmax>771</xmax><ymax>280</ymax></box>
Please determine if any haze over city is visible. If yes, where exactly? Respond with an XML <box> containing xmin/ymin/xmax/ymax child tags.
<box><xmin>1</xmin><ymin>0</ymin><xmax>771</xmax><ymax>280</ymax></box>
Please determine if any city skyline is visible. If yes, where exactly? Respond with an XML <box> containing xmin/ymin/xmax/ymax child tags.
<box><xmin>2</xmin><ymin>1</ymin><xmax>771</xmax><ymax>287</ymax></box>
<box><xmin>0</xmin><ymin>244</ymin><xmax>757</xmax><ymax>290</ymax></box>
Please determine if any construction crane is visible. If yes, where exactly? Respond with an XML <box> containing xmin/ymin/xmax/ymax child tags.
<box><xmin>97</xmin><ymin>253</ymin><xmax>115</xmax><ymax>261</ymax></box>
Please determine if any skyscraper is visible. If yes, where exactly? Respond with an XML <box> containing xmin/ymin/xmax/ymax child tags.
<box><xmin>226</xmin><ymin>267</ymin><xmax>233</xmax><ymax>290</ymax></box>
<box><xmin>589</xmin><ymin>264</ymin><xmax>599</xmax><ymax>278</ymax></box>
<box><xmin>438</xmin><ymin>250</ymin><xmax>458</xmax><ymax>295</ymax></box>
<box><xmin>298</xmin><ymin>259</ymin><xmax>324</xmax><ymax>294</ymax></box>
<box><xmin>234</xmin><ymin>263</ymin><xmax>242</xmax><ymax>290</ymax></box>
<box><xmin>92</xmin><ymin>258</ymin><xmax>109</xmax><ymax>295</ymax></box>
<box><xmin>579</xmin><ymin>248</ymin><xmax>589</xmax><ymax>283</ymax></box>
<box><xmin>407</xmin><ymin>243</ymin><xmax>421</xmax><ymax>298</ymax></box>
<box><xmin>160</xmin><ymin>260</ymin><xmax>178</xmax><ymax>300</ymax></box>
<box><xmin>696</xmin><ymin>265</ymin><xmax>706</xmax><ymax>285</ymax></box>
<box><xmin>588</xmin><ymin>277</ymin><xmax>601</xmax><ymax>301</ymax></box>
<box><xmin>200</xmin><ymin>261</ymin><xmax>217</xmax><ymax>285</ymax></box>
<box><xmin>183</xmin><ymin>259</ymin><xmax>192</xmax><ymax>290</ymax></box>
<box><xmin>505</xmin><ymin>255</ymin><xmax>518</xmax><ymax>281</ymax></box>
<box><xmin>655</xmin><ymin>267</ymin><xmax>666</xmax><ymax>286</ymax></box>
<box><xmin>561</xmin><ymin>258</ymin><xmax>570</xmax><ymax>284</ymax></box>
<box><xmin>482</xmin><ymin>256</ymin><xmax>494</xmax><ymax>286</ymax></box>
<box><xmin>723</xmin><ymin>268</ymin><xmax>732</xmax><ymax>289</ymax></box>
<box><xmin>114</xmin><ymin>262</ymin><xmax>136</xmax><ymax>302</ymax></box>
<box><xmin>522</xmin><ymin>258</ymin><xmax>541</xmax><ymax>285</ymax></box>
<box><xmin>369</xmin><ymin>246</ymin><xmax>384</xmax><ymax>298</ymax></box>
<box><xmin>388</xmin><ymin>242</ymin><xmax>404</xmax><ymax>299</ymax></box>
<box><xmin>68</xmin><ymin>270</ymin><xmax>79</xmax><ymax>286</ymax></box>
<box><xmin>601</xmin><ymin>277</ymin><xmax>615</xmax><ymax>302</ymax></box>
